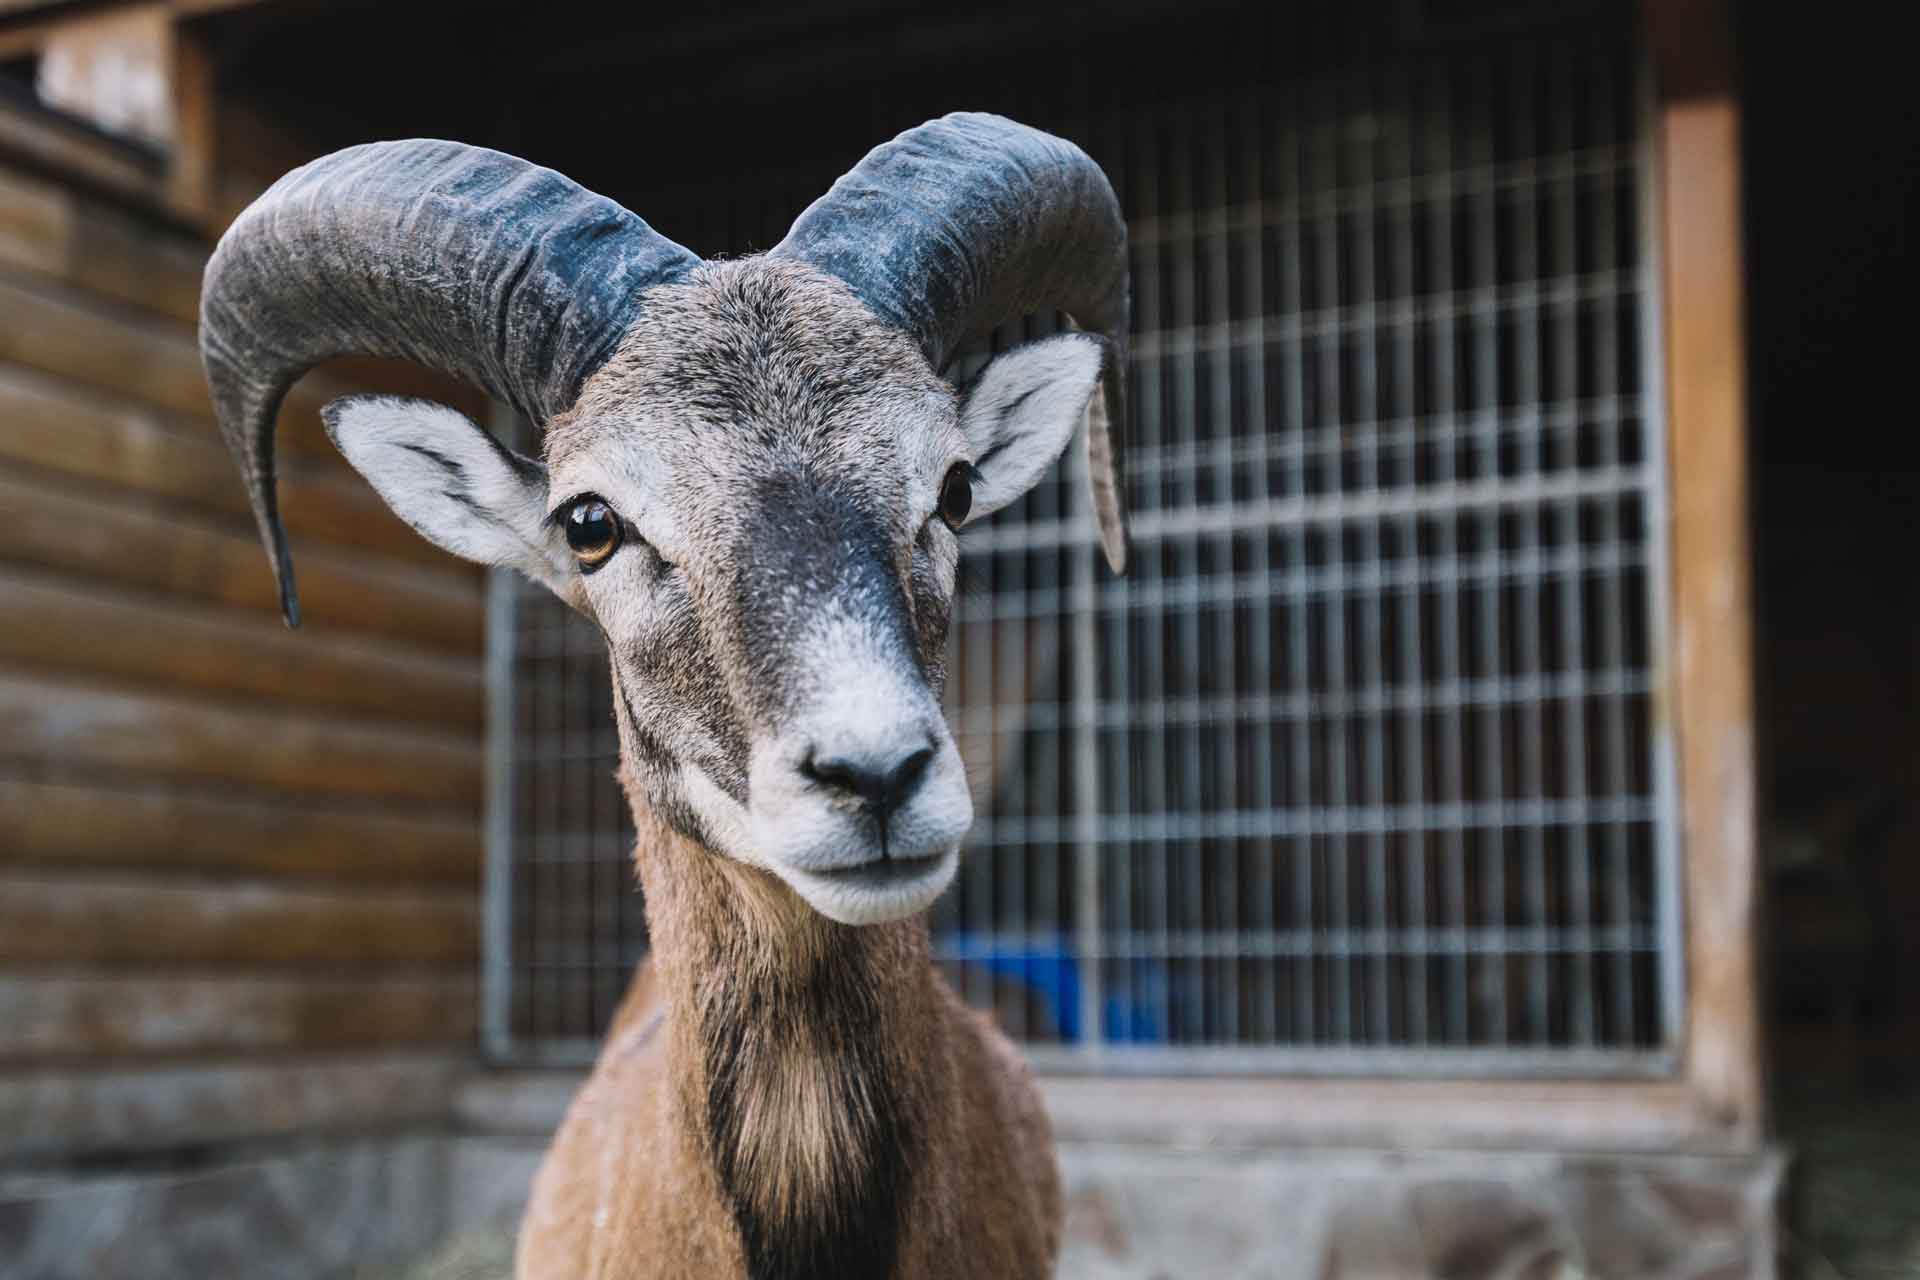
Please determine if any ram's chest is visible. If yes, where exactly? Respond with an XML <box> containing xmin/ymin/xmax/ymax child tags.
<box><xmin>699</xmin><ymin>983</ymin><xmax>915</xmax><ymax>1280</ymax></box>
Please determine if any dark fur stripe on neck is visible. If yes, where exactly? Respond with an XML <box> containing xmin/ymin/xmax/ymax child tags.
<box><xmin>701</xmin><ymin>944</ymin><xmax>911</xmax><ymax>1280</ymax></box>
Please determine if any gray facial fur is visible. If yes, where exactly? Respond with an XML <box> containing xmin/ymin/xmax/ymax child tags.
<box><xmin>550</xmin><ymin>259</ymin><xmax>958</xmax><ymax>838</ymax></box>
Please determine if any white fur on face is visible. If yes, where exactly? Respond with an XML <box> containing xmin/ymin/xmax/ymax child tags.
<box><xmin>956</xmin><ymin>332</ymin><xmax>1107</xmax><ymax>521</ymax></box>
<box><xmin>745</xmin><ymin>607</ymin><xmax>971</xmax><ymax>925</ymax></box>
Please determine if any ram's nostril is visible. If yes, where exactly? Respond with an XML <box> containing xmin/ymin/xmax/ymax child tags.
<box><xmin>802</xmin><ymin>740</ymin><xmax>937</xmax><ymax>815</ymax></box>
<box><xmin>888</xmin><ymin>745</ymin><xmax>934</xmax><ymax>799</ymax></box>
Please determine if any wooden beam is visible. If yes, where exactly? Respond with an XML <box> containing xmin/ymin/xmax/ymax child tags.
<box><xmin>0</xmin><ymin>267</ymin><xmax>227</xmax><ymax>424</ymax></box>
<box><xmin>0</xmin><ymin>269</ymin><xmax>499</xmax><ymax>468</ymax></box>
<box><xmin>1656</xmin><ymin>39</ymin><xmax>1763</xmax><ymax>1139</ymax></box>
<box><xmin>163</xmin><ymin>18</ymin><xmax>212</xmax><ymax>219</ymax></box>
<box><xmin>0</xmin><ymin>466</ymin><xmax>483</xmax><ymax>654</ymax></box>
<box><xmin>0</xmin><ymin>84</ymin><xmax>168</xmax><ymax>206</ymax></box>
<box><xmin>0</xmin><ymin>1050</ymin><xmax>463</xmax><ymax>1161</ymax></box>
<box><xmin>0</xmin><ymin>672</ymin><xmax>483</xmax><ymax>808</ymax></box>
<box><xmin>0</xmin><ymin>127</ymin><xmax>203</xmax><ymax>322</ymax></box>
<box><xmin>0</xmin><ymin>569</ymin><xmax>483</xmax><ymax>731</ymax></box>
<box><xmin>1042</xmin><ymin>1075</ymin><xmax>1742</xmax><ymax>1155</ymax></box>
<box><xmin>0</xmin><ymin>873</ymin><xmax>479</xmax><ymax>966</ymax></box>
<box><xmin>0</xmin><ymin>777</ymin><xmax>479</xmax><ymax>885</ymax></box>
<box><xmin>0</xmin><ymin>972</ymin><xmax>476</xmax><ymax>1060</ymax></box>
<box><xmin>0</xmin><ymin>364</ymin><xmax>475</xmax><ymax>573</ymax></box>
<box><xmin>1646</xmin><ymin>0</ymin><xmax>1736</xmax><ymax>102</ymax></box>
<box><xmin>452</xmin><ymin>1067</ymin><xmax>1753</xmax><ymax>1156</ymax></box>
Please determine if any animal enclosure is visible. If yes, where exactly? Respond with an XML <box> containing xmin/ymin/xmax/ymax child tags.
<box><xmin>485</xmin><ymin>9</ymin><xmax>1679</xmax><ymax>1079</ymax></box>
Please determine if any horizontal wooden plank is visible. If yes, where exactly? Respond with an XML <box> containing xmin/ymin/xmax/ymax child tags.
<box><xmin>0</xmin><ymin>364</ymin><xmax>472</xmax><ymax>573</ymax></box>
<box><xmin>0</xmin><ymin>267</ymin><xmax>345</xmax><ymax>458</ymax></box>
<box><xmin>0</xmin><ymin>673</ymin><xmax>483</xmax><ymax>808</ymax></box>
<box><xmin>0</xmin><ymin>159</ymin><xmax>203</xmax><ymax>323</ymax></box>
<box><xmin>0</xmin><ymin>166</ymin><xmax>72</xmax><ymax>281</ymax></box>
<box><xmin>0</xmin><ymin>270</ymin><xmax>498</xmax><ymax>462</ymax></box>
<box><xmin>0</xmin><ymin>874</ymin><xmax>478</xmax><ymax>967</ymax></box>
<box><xmin>0</xmin><ymin>973</ymin><xmax>476</xmax><ymax>1060</ymax></box>
<box><xmin>0</xmin><ymin>95</ymin><xmax>172</xmax><ymax>218</ymax></box>
<box><xmin>0</xmin><ymin>777</ymin><xmax>478</xmax><ymax>885</ymax></box>
<box><xmin>0</xmin><ymin>467</ymin><xmax>482</xmax><ymax>654</ymax></box>
<box><xmin>0</xmin><ymin>1051</ymin><xmax>463</xmax><ymax>1161</ymax></box>
<box><xmin>0</xmin><ymin>569</ymin><xmax>483</xmax><ymax>731</ymax></box>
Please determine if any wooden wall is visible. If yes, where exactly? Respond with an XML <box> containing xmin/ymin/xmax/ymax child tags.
<box><xmin>0</xmin><ymin>106</ymin><xmax>487</xmax><ymax>1165</ymax></box>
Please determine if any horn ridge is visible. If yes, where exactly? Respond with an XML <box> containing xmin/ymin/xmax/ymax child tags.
<box><xmin>771</xmin><ymin>112</ymin><xmax>1132</xmax><ymax>572</ymax></box>
<box><xmin>199</xmin><ymin>138</ymin><xmax>699</xmax><ymax>624</ymax></box>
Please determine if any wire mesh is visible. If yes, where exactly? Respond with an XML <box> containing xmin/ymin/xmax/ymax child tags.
<box><xmin>487</xmin><ymin>10</ymin><xmax>1678</xmax><ymax>1074</ymax></box>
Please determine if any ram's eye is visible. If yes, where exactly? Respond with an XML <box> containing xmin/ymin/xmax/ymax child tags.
<box><xmin>938</xmin><ymin>463</ymin><xmax>975</xmax><ymax>530</ymax></box>
<box><xmin>565</xmin><ymin>497</ymin><xmax>622</xmax><ymax>570</ymax></box>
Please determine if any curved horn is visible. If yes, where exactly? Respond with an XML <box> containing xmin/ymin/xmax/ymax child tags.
<box><xmin>771</xmin><ymin>112</ymin><xmax>1131</xmax><ymax>572</ymax></box>
<box><xmin>200</xmin><ymin>139</ymin><xmax>700</xmax><ymax>625</ymax></box>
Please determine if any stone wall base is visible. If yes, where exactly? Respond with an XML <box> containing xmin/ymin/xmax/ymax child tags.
<box><xmin>0</xmin><ymin>1134</ymin><xmax>1782</xmax><ymax>1279</ymax></box>
<box><xmin>1054</xmin><ymin>1145</ymin><xmax>1783</xmax><ymax>1280</ymax></box>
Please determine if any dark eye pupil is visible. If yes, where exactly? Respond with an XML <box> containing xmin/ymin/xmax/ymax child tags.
<box><xmin>566</xmin><ymin>499</ymin><xmax>621</xmax><ymax>564</ymax></box>
<box><xmin>939</xmin><ymin>466</ymin><xmax>973</xmax><ymax>529</ymax></box>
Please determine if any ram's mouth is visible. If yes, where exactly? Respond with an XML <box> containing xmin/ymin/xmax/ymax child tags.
<box><xmin>810</xmin><ymin>850</ymin><xmax>950</xmax><ymax>889</ymax></box>
<box><xmin>780</xmin><ymin>845</ymin><xmax>961</xmax><ymax>925</ymax></box>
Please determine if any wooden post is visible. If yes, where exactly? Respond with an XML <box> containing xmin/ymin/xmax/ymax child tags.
<box><xmin>1649</xmin><ymin>0</ymin><xmax>1764</xmax><ymax>1144</ymax></box>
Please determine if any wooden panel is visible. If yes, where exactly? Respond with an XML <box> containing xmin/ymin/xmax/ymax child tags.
<box><xmin>0</xmin><ymin>270</ymin><xmax>498</xmax><ymax>461</ymax></box>
<box><xmin>1661</xmin><ymin>94</ymin><xmax>1763</xmax><ymax>1144</ymax></box>
<box><xmin>0</xmin><ymin>268</ymin><xmax>218</xmax><ymax>424</ymax></box>
<box><xmin>0</xmin><ymin>777</ymin><xmax>478</xmax><ymax>885</ymax></box>
<box><xmin>0</xmin><ymin>269</ymin><xmax>339</xmax><ymax>460</ymax></box>
<box><xmin>0</xmin><ymin>874</ymin><xmax>478</xmax><ymax>966</ymax></box>
<box><xmin>0</xmin><ymin>1051</ymin><xmax>462</xmax><ymax>1161</ymax></box>
<box><xmin>0</xmin><ymin>570</ymin><xmax>482</xmax><ymax>731</ymax></box>
<box><xmin>0</xmin><ymin>973</ymin><xmax>475</xmax><ymax>1060</ymax></box>
<box><xmin>0</xmin><ymin>168</ymin><xmax>72</xmax><ymax>281</ymax></box>
<box><xmin>0</xmin><ymin>96</ymin><xmax>169</xmax><ymax>213</ymax></box>
<box><xmin>0</xmin><ymin>468</ymin><xmax>482</xmax><ymax>654</ymax></box>
<box><xmin>65</xmin><ymin>195</ymin><xmax>205</xmax><ymax>322</ymax></box>
<box><xmin>0</xmin><ymin>365</ymin><xmax>469</xmax><ymax>571</ymax></box>
<box><xmin>0</xmin><ymin>673</ymin><xmax>482</xmax><ymax>808</ymax></box>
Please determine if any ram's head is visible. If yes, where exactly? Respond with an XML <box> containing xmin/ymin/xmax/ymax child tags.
<box><xmin>201</xmin><ymin>115</ymin><xmax>1128</xmax><ymax>926</ymax></box>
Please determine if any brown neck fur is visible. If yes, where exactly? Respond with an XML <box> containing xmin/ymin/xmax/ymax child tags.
<box><xmin>625</xmin><ymin>790</ymin><xmax>954</xmax><ymax>1280</ymax></box>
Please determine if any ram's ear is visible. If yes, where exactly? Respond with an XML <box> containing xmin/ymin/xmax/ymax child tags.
<box><xmin>322</xmin><ymin>395</ymin><xmax>574</xmax><ymax>598</ymax></box>
<box><xmin>955</xmin><ymin>332</ymin><xmax>1106</xmax><ymax>521</ymax></box>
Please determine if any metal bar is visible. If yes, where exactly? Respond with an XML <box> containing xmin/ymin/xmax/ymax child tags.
<box><xmin>956</xmin><ymin>464</ymin><xmax>1653</xmax><ymax>554</ymax></box>
<box><xmin>1243</xmin><ymin>76</ymin><xmax>1277</xmax><ymax>1046</ymax></box>
<box><xmin>1280</xmin><ymin>72</ymin><xmax>1316</xmax><ymax>1045</ymax></box>
<box><xmin>1636</xmin><ymin>47</ymin><xmax>1689</xmax><ymax>1052</ymax></box>
<box><xmin>1469</xmin><ymin>47</ymin><xmax>1509</xmax><ymax>1047</ymax></box>
<box><xmin>1123</xmin><ymin>143</ymin><xmax>1637</xmax><ymax>248</ymax></box>
<box><xmin>1071</xmin><ymin>371</ymin><xmax>1105</xmax><ymax>1058</ymax></box>
<box><xmin>481</xmin><ymin>419</ymin><xmax>522</xmax><ymax>1062</ymax></box>
<box><xmin>1205</xmin><ymin>90</ymin><xmax>1239</xmax><ymax>1047</ymax></box>
<box><xmin>507</xmin><ymin>1035</ymin><xmax>1678</xmax><ymax>1081</ymax></box>
<box><xmin>1512</xmin><ymin>43</ymin><xmax>1553</xmax><ymax>1046</ymax></box>
<box><xmin>1548</xmin><ymin>38</ymin><xmax>1597</xmax><ymax>1048</ymax></box>
<box><xmin>1385</xmin><ymin>54</ymin><xmax>1427</xmax><ymax>1046</ymax></box>
<box><xmin>966</xmin><ymin>797</ymin><xmax>1657</xmax><ymax>844</ymax></box>
<box><xmin>1021</xmin><ymin>1042</ymin><xmax>1677</xmax><ymax>1079</ymax></box>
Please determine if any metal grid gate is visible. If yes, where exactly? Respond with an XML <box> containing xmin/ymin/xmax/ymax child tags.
<box><xmin>485</xmin><ymin>11</ymin><xmax>1680</xmax><ymax>1076</ymax></box>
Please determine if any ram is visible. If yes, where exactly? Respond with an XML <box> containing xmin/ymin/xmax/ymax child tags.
<box><xmin>200</xmin><ymin>113</ymin><xmax>1129</xmax><ymax>1280</ymax></box>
